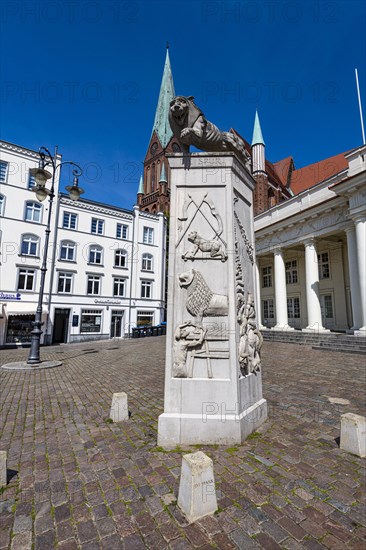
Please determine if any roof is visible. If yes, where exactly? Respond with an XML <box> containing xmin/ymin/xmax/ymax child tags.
<box><xmin>151</xmin><ymin>48</ymin><xmax>175</xmax><ymax>148</ymax></box>
<box><xmin>289</xmin><ymin>151</ymin><xmax>349</xmax><ymax>195</ymax></box>
<box><xmin>251</xmin><ymin>110</ymin><xmax>265</xmax><ymax>146</ymax></box>
<box><xmin>137</xmin><ymin>174</ymin><xmax>144</xmax><ymax>195</ymax></box>
<box><xmin>273</xmin><ymin>156</ymin><xmax>294</xmax><ymax>187</ymax></box>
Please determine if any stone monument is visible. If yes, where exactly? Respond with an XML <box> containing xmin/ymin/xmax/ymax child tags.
<box><xmin>157</xmin><ymin>97</ymin><xmax>267</xmax><ymax>447</ymax></box>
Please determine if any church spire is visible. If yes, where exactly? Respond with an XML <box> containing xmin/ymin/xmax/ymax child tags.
<box><xmin>251</xmin><ymin>110</ymin><xmax>266</xmax><ymax>175</ymax></box>
<box><xmin>251</xmin><ymin>110</ymin><xmax>265</xmax><ymax>146</ymax></box>
<box><xmin>151</xmin><ymin>47</ymin><xmax>175</xmax><ymax>148</ymax></box>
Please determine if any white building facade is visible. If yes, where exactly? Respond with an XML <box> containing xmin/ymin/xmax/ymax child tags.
<box><xmin>0</xmin><ymin>140</ymin><xmax>166</xmax><ymax>346</ymax></box>
<box><xmin>254</xmin><ymin>146</ymin><xmax>366</xmax><ymax>335</ymax></box>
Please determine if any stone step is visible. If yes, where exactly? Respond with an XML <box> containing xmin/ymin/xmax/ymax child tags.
<box><xmin>262</xmin><ymin>330</ymin><xmax>366</xmax><ymax>352</ymax></box>
<box><xmin>312</xmin><ymin>345</ymin><xmax>366</xmax><ymax>355</ymax></box>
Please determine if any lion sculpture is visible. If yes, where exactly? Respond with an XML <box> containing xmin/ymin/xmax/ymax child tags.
<box><xmin>179</xmin><ymin>269</ymin><xmax>228</xmax><ymax>323</ymax></box>
<box><xmin>183</xmin><ymin>230</ymin><xmax>227</xmax><ymax>262</ymax></box>
<box><xmin>169</xmin><ymin>96</ymin><xmax>250</xmax><ymax>163</ymax></box>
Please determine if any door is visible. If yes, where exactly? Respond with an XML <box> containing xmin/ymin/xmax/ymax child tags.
<box><xmin>53</xmin><ymin>309</ymin><xmax>70</xmax><ymax>344</ymax></box>
<box><xmin>110</xmin><ymin>311</ymin><xmax>124</xmax><ymax>338</ymax></box>
<box><xmin>320</xmin><ymin>294</ymin><xmax>335</xmax><ymax>329</ymax></box>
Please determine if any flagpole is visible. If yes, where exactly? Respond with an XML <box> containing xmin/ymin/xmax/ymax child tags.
<box><xmin>355</xmin><ymin>68</ymin><xmax>366</xmax><ymax>145</ymax></box>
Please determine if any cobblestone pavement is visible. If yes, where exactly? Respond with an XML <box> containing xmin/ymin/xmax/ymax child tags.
<box><xmin>0</xmin><ymin>337</ymin><xmax>365</xmax><ymax>550</ymax></box>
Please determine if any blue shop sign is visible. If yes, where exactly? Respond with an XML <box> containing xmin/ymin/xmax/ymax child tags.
<box><xmin>0</xmin><ymin>292</ymin><xmax>21</xmax><ymax>301</ymax></box>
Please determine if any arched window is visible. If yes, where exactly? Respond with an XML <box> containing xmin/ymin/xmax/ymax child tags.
<box><xmin>21</xmin><ymin>234</ymin><xmax>39</xmax><ymax>256</ymax></box>
<box><xmin>24</xmin><ymin>201</ymin><xmax>42</xmax><ymax>223</ymax></box>
<box><xmin>60</xmin><ymin>240</ymin><xmax>76</xmax><ymax>261</ymax></box>
<box><xmin>142</xmin><ymin>253</ymin><xmax>153</xmax><ymax>271</ymax></box>
<box><xmin>89</xmin><ymin>245</ymin><xmax>103</xmax><ymax>264</ymax></box>
<box><xmin>115</xmin><ymin>249</ymin><xmax>127</xmax><ymax>268</ymax></box>
<box><xmin>151</xmin><ymin>163</ymin><xmax>155</xmax><ymax>192</ymax></box>
<box><xmin>268</xmin><ymin>188</ymin><xmax>276</xmax><ymax>208</ymax></box>
<box><xmin>0</xmin><ymin>194</ymin><xmax>4</xmax><ymax>216</ymax></box>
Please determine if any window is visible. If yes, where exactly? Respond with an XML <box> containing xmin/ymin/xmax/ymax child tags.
<box><xmin>285</xmin><ymin>260</ymin><xmax>298</xmax><ymax>284</ymax></box>
<box><xmin>151</xmin><ymin>164</ymin><xmax>155</xmax><ymax>192</ymax></box>
<box><xmin>116</xmin><ymin>223</ymin><xmax>128</xmax><ymax>240</ymax></box>
<box><xmin>80</xmin><ymin>310</ymin><xmax>102</xmax><ymax>333</ymax></box>
<box><xmin>141</xmin><ymin>280</ymin><xmax>152</xmax><ymax>299</ymax></box>
<box><xmin>0</xmin><ymin>194</ymin><xmax>4</xmax><ymax>216</ymax></box>
<box><xmin>89</xmin><ymin>245</ymin><xmax>103</xmax><ymax>264</ymax></box>
<box><xmin>0</xmin><ymin>161</ymin><xmax>8</xmax><ymax>182</ymax></box>
<box><xmin>21</xmin><ymin>234</ymin><xmax>39</xmax><ymax>256</ymax></box>
<box><xmin>115</xmin><ymin>249</ymin><xmax>127</xmax><ymax>268</ymax></box>
<box><xmin>322</xmin><ymin>295</ymin><xmax>334</xmax><ymax>319</ymax></box>
<box><xmin>142</xmin><ymin>253</ymin><xmax>153</xmax><ymax>271</ymax></box>
<box><xmin>263</xmin><ymin>299</ymin><xmax>274</xmax><ymax>319</ymax></box>
<box><xmin>262</xmin><ymin>266</ymin><xmax>272</xmax><ymax>288</ymax></box>
<box><xmin>87</xmin><ymin>275</ymin><xmax>101</xmax><ymax>295</ymax></box>
<box><xmin>318</xmin><ymin>252</ymin><xmax>330</xmax><ymax>279</ymax></box>
<box><xmin>137</xmin><ymin>311</ymin><xmax>154</xmax><ymax>327</ymax></box>
<box><xmin>57</xmin><ymin>272</ymin><xmax>73</xmax><ymax>293</ymax></box>
<box><xmin>91</xmin><ymin>218</ymin><xmax>104</xmax><ymax>235</ymax></box>
<box><xmin>25</xmin><ymin>201</ymin><xmax>42</xmax><ymax>222</ymax></box>
<box><xmin>60</xmin><ymin>240</ymin><xmax>76</xmax><ymax>261</ymax></box>
<box><xmin>17</xmin><ymin>268</ymin><xmax>35</xmax><ymax>291</ymax></box>
<box><xmin>28</xmin><ymin>173</ymin><xmax>36</xmax><ymax>189</ymax></box>
<box><xmin>287</xmin><ymin>297</ymin><xmax>300</xmax><ymax>319</ymax></box>
<box><xmin>113</xmin><ymin>277</ymin><xmax>126</xmax><ymax>297</ymax></box>
<box><xmin>143</xmin><ymin>226</ymin><xmax>154</xmax><ymax>245</ymax></box>
<box><xmin>63</xmin><ymin>212</ymin><xmax>77</xmax><ymax>229</ymax></box>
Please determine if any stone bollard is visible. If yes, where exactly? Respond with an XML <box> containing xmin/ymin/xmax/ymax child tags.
<box><xmin>0</xmin><ymin>451</ymin><xmax>7</xmax><ymax>487</ymax></box>
<box><xmin>177</xmin><ymin>451</ymin><xmax>218</xmax><ymax>523</ymax></box>
<box><xmin>109</xmin><ymin>393</ymin><xmax>129</xmax><ymax>422</ymax></box>
<box><xmin>340</xmin><ymin>413</ymin><xmax>366</xmax><ymax>458</ymax></box>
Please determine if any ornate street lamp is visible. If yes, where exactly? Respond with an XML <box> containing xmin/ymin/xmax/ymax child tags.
<box><xmin>27</xmin><ymin>146</ymin><xmax>84</xmax><ymax>365</ymax></box>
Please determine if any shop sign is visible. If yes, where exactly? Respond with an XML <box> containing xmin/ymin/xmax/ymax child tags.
<box><xmin>94</xmin><ymin>299</ymin><xmax>121</xmax><ymax>305</ymax></box>
<box><xmin>0</xmin><ymin>292</ymin><xmax>21</xmax><ymax>301</ymax></box>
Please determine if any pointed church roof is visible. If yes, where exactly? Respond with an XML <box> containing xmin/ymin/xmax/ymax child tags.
<box><xmin>159</xmin><ymin>163</ymin><xmax>167</xmax><ymax>183</ymax></box>
<box><xmin>137</xmin><ymin>174</ymin><xmax>144</xmax><ymax>195</ymax></box>
<box><xmin>151</xmin><ymin>47</ymin><xmax>175</xmax><ymax>148</ymax></box>
<box><xmin>251</xmin><ymin>110</ymin><xmax>265</xmax><ymax>146</ymax></box>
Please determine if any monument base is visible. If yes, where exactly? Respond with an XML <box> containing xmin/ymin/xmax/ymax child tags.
<box><xmin>158</xmin><ymin>399</ymin><xmax>267</xmax><ymax>447</ymax></box>
<box><xmin>158</xmin><ymin>371</ymin><xmax>267</xmax><ymax>448</ymax></box>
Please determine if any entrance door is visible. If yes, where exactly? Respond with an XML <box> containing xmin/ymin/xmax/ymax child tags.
<box><xmin>53</xmin><ymin>309</ymin><xmax>70</xmax><ymax>344</ymax></box>
<box><xmin>320</xmin><ymin>294</ymin><xmax>335</xmax><ymax>329</ymax></box>
<box><xmin>110</xmin><ymin>311</ymin><xmax>124</xmax><ymax>338</ymax></box>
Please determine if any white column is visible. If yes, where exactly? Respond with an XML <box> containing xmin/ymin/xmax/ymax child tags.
<box><xmin>354</xmin><ymin>216</ymin><xmax>366</xmax><ymax>333</ymax></box>
<box><xmin>273</xmin><ymin>247</ymin><xmax>293</xmax><ymax>330</ymax></box>
<box><xmin>303</xmin><ymin>238</ymin><xmax>328</xmax><ymax>332</ymax></box>
<box><xmin>345</xmin><ymin>226</ymin><xmax>362</xmax><ymax>330</ymax></box>
<box><xmin>254</xmin><ymin>260</ymin><xmax>265</xmax><ymax>329</ymax></box>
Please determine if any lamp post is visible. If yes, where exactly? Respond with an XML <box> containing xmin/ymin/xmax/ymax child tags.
<box><xmin>27</xmin><ymin>146</ymin><xmax>84</xmax><ymax>365</ymax></box>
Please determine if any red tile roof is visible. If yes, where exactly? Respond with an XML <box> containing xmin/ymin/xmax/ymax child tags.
<box><xmin>273</xmin><ymin>156</ymin><xmax>294</xmax><ymax>187</ymax></box>
<box><xmin>289</xmin><ymin>152</ymin><xmax>349</xmax><ymax>195</ymax></box>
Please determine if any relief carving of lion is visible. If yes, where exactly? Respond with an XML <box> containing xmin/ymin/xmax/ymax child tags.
<box><xmin>169</xmin><ymin>96</ymin><xmax>250</xmax><ymax>164</ymax></box>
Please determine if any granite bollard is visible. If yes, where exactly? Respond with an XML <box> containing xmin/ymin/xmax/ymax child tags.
<box><xmin>340</xmin><ymin>413</ymin><xmax>366</xmax><ymax>457</ymax></box>
<box><xmin>109</xmin><ymin>392</ymin><xmax>129</xmax><ymax>422</ymax></box>
<box><xmin>177</xmin><ymin>451</ymin><xmax>218</xmax><ymax>523</ymax></box>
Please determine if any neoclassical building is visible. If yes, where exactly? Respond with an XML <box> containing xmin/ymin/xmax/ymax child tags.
<box><xmin>0</xmin><ymin>140</ymin><xmax>166</xmax><ymax>346</ymax></box>
<box><xmin>254</xmin><ymin>146</ymin><xmax>366</xmax><ymax>334</ymax></box>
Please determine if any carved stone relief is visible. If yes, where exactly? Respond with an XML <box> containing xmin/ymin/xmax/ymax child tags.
<box><xmin>177</xmin><ymin>193</ymin><xmax>228</xmax><ymax>262</ymax></box>
<box><xmin>172</xmin><ymin>269</ymin><xmax>229</xmax><ymax>379</ymax></box>
<box><xmin>235</xmin><ymin>231</ymin><xmax>262</xmax><ymax>376</ymax></box>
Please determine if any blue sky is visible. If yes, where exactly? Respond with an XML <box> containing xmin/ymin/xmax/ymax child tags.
<box><xmin>1</xmin><ymin>0</ymin><xmax>365</xmax><ymax>208</ymax></box>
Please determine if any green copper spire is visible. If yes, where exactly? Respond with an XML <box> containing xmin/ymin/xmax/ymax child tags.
<box><xmin>151</xmin><ymin>47</ymin><xmax>175</xmax><ymax>148</ymax></box>
<box><xmin>137</xmin><ymin>174</ymin><xmax>144</xmax><ymax>195</ymax></box>
<box><xmin>251</xmin><ymin>110</ymin><xmax>265</xmax><ymax>146</ymax></box>
<box><xmin>159</xmin><ymin>163</ymin><xmax>167</xmax><ymax>183</ymax></box>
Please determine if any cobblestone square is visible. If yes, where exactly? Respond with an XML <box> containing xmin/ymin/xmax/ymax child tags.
<box><xmin>1</xmin><ymin>337</ymin><xmax>365</xmax><ymax>549</ymax></box>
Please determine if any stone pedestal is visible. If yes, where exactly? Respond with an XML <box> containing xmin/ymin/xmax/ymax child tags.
<box><xmin>178</xmin><ymin>451</ymin><xmax>217</xmax><ymax>523</ymax></box>
<box><xmin>340</xmin><ymin>413</ymin><xmax>366</xmax><ymax>457</ymax></box>
<box><xmin>0</xmin><ymin>451</ymin><xmax>7</xmax><ymax>487</ymax></box>
<box><xmin>109</xmin><ymin>392</ymin><xmax>129</xmax><ymax>422</ymax></box>
<box><xmin>158</xmin><ymin>153</ymin><xmax>267</xmax><ymax>447</ymax></box>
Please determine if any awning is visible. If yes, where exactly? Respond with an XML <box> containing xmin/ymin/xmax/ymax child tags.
<box><xmin>3</xmin><ymin>302</ymin><xmax>48</xmax><ymax>316</ymax></box>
